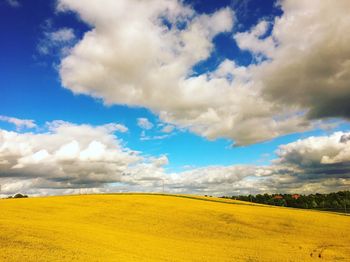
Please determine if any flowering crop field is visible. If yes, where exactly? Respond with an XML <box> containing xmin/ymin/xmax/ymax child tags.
<box><xmin>0</xmin><ymin>194</ymin><xmax>349</xmax><ymax>261</ymax></box>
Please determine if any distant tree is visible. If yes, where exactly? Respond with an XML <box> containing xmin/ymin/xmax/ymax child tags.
<box><xmin>319</xmin><ymin>201</ymin><xmax>325</xmax><ymax>209</ymax></box>
<box><xmin>310</xmin><ymin>200</ymin><xmax>318</xmax><ymax>209</ymax></box>
<box><xmin>13</xmin><ymin>193</ymin><xmax>28</xmax><ymax>198</ymax></box>
<box><xmin>331</xmin><ymin>200</ymin><xmax>340</xmax><ymax>209</ymax></box>
<box><xmin>223</xmin><ymin>191</ymin><xmax>349</xmax><ymax>213</ymax></box>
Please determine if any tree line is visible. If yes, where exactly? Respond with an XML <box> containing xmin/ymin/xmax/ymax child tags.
<box><xmin>221</xmin><ymin>191</ymin><xmax>350</xmax><ymax>213</ymax></box>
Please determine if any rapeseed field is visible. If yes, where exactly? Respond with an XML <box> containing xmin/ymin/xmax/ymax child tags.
<box><xmin>0</xmin><ymin>194</ymin><xmax>349</xmax><ymax>261</ymax></box>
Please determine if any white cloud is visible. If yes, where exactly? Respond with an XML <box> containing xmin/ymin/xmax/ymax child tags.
<box><xmin>277</xmin><ymin>132</ymin><xmax>350</xmax><ymax>167</ymax></box>
<box><xmin>169</xmin><ymin>132</ymin><xmax>350</xmax><ymax>195</ymax></box>
<box><xmin>0</xmin><ymin>121</ymin><xmax>140</xmax><ymax>191</ymax></box>
<box><xmin>56</xmin><ymin>0</ymin><xmax>350</xmax><ymax>146</ymax></box>
<box><xmin>0</xmin><ymin>119</ymin><xmax>349</xmax><ymax>196</ymax></box>
<box><xmin>137</xmin><ymin>118</ymin><xmax>153</xmax><ymax>130</ymax></box>
<box><xmin>247</xmin><ymin>0</ymin><xmax>350</xmax><ymax>120</ymax></box>
<box><xmin>234</xmin><ymin>20</ymin><xmax>276</xmax><ymax>59</ymax></box>
<box><xmin>0</xmin><ymin>115</ymin><xmax>36</xmax><ymax>130</ymax></box>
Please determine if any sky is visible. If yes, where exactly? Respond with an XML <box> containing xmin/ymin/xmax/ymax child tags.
<box><xmin>0</xmin><ymin>0</ymin><xmax>350</xmax><ymax>196</ymax></box>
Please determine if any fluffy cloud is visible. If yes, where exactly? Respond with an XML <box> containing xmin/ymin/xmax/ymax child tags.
<box><xmin>59</xmin><ymin>0</ymin><xmax>274</xmax><ymax>146</ymax></box>
<box><xmin>0</xmin><ymin>121</ymin><xmax>139</xmax><ymax>193</ymax></box>
<box><xmin>0</xmin><ymin>119</ymin><xmax>349</xmax><ymax>196</ymax></box>
<box><xmin>276</xmin><ymin>132</ymin><xmax>350</xmax><ymax>173</ymax></box>
<box><xmin>56</xmin><ymin>0</ymin><xmax>350</xmax><ymax>146</ymax></box>
<box><xmin>167</xmin><ymin>165</ymin><xmax>262</xmax><ymax>195</ymax></box>
<box><xmin>172</xmin><ymin>131</ymin><xmax>350</xmax><ymax>195</ymax></box>
<box><xmin>262</xmin><ymin>132</ymin><xmax>350</xmax><ymax>194</ymax></box>
<box><xmin>234</xmin><ymin>20</ymin><xmax>276</xmax><ymax>59</ymax></box>
<box><xmin>249</xmin><ymin>0</ymin><xmax>350</xmax><ymax>120</ymax></box>
<box><xmin>0</xmin><ymin>115</ymin><xmax>36</xmax><ymax>130</ymax></box>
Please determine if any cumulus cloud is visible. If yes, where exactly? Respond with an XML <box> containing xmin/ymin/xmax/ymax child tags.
<box><xmin>171</xmin><ymin>131</ymin><xmax>350</xmax><ymax>195</ymax></box>
<box><xmin>137</xmin><ymin>118</ymin><xmax>153</xmax><ymax>130</ymax></box>
<box><xmin>262</xmin><ymin>131</ymin><xmax>350</xmax><ymax>194</ymax></box>
<box><xmin>59</xmin><ymin>0</ymin><xmax>274</xmax><ymax>146</ymax></box>
<box><xmin>56</xmin><ymin>0</ymin><xmax>350</xmax><ymax>146</ymax></box>
<box><xmin>0</xmin><ymin>115</ymin><xmax>36</xmax><ymax>130</ymax></box>
<box><xmin>277</xmin><ymin>132</ymin><xmax>350</xmax><ymax>171</ymax></box>
<box><xmin>0</xmin><ymin>119</ymin><xmax>349</xmax><ymax>196</ymax></box>
<box><xmin>167</xmin><ymin>165</ymin><xmax>261</xmax><ymax>195</ymax></box>
<box><xmin>250</xmin><ymin>0</ymin><xmax>350</xmax><ymax>121</ymax></box>
<box><xmin>0</xmin><ymin>121</ymin><xmax>140</xmax><ymax>193</ymax></box>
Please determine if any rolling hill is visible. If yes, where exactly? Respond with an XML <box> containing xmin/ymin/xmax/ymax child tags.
<box><xmin>0</xmin><ymin>194</ymin><xmax>349</xmax><ymax>261</ymax></box>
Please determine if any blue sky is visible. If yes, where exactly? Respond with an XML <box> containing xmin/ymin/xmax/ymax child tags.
<box><xmin>0</xmin><ymin>0</ymin><xmax>349</xmax><ymax>196</ymax></box>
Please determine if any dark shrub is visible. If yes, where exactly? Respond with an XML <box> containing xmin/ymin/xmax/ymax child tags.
<box><xmin>13</xmin><ymin>193</ymin><xmax>28</xmax><ymax>198</ymax></box>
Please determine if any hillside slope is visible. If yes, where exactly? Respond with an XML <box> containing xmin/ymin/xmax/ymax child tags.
<box><xmin>0</xmin><ymin>194</ymin><xmax>349</xmax><ymax>261</ymax></box>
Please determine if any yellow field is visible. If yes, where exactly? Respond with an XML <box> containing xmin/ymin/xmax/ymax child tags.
<box><xmin>0</xmin><ymin>194</ymin><xmax>349</xmax><ymax>262</ymax></box>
